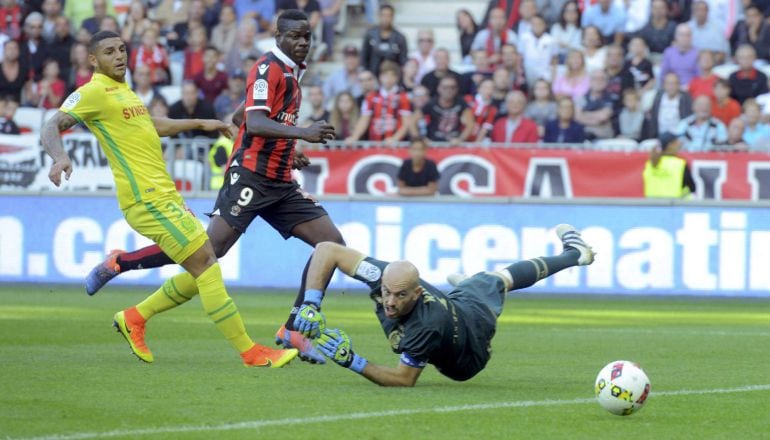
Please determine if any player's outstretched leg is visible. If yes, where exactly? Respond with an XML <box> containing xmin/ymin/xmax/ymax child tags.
<box><xmin>85</xmin><ymin>249</ymin><xmax>126</xmax><ymax>296</ymax></box>
<box><xmin>85</xmin><ymin>245</ymin><xmax>174</xmax><ymax>296</ymax></box>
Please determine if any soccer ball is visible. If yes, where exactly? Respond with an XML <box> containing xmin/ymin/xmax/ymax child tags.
<box><xmin>594</xmin><ymin>360</ymin><xmax>651</xmax><ymax>416</ymax></box>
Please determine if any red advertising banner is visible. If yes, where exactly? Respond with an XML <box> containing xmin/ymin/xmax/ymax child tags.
<box><xmin>299</xmin><ymin>148</ymin><xmax>770</xmax><ymax>199</ymax></box>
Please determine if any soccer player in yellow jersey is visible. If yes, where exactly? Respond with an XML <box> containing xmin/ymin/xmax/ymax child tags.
<box><xmin>41</xmin><ymin>31</ymin><xmax>298</xmax><ymax>368</ymax></box>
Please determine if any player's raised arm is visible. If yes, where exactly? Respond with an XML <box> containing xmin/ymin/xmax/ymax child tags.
<box><xmin>318</xmin><ymin>328</ymin><xmax>424</xmax><ymax>387</ymax></box>
<box><xmin>151</xmin><ymin>117</ymin><xmax>234</xmax><ymax>138</ymax></box>
<box><xmin>41</xmin><ymin>111</ymin><xmax>79</xmax><ymax>186</ymax></box>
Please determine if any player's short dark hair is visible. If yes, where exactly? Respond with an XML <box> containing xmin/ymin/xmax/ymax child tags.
<box><xmin>277</xmin><ymin>9</ymin><xmax>309</xmax><ymax>33</ymax></box>
<box><xmin>88</xmin><ymin>30</ymin><xmax>122</xmax><ymax>54</ymax></box>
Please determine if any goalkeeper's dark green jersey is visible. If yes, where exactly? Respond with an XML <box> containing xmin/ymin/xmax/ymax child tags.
<box><xmin>353</xmin><ymin>257</ymin><xmax>504</xmax><ymax>381</ymax></box>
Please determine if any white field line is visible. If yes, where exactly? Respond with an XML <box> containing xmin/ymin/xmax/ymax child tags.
<box><xmin>9</xmin><ymin>384</ymin><xmax>770</xmax><ymax>440</ymax></box>
<box><xmin>542</xmin><ymin>328</ymin><xmax>770</xmax><ymax>338</ymax></box>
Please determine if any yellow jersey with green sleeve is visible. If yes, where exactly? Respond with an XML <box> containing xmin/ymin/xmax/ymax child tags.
<box><xmin>60</xmin><ymin>73</ymin><xmax>177</xmax><ymax>209</ymax></box>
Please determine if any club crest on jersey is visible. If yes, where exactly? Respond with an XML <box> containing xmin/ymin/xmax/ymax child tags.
<box><xmin>258</xmin><ymin>64</ymin><xmax>269</xmax><ymax>75</ymax></box>
<box><xmin>230</xmin><ymin>205</ymin><xmax>242</xmax><ymax>217</ymax></box>
<box><xmin>253</xmin><ymin>79</ymin><xmax>268</xmax><ymax>100</ymax></box>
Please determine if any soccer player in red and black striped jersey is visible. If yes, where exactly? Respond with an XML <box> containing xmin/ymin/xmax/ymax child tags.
<box><xmin>345</xmin><ymin>60</ymin><xmax>412</xmax><ymax>146</ymax></box>
<box><xmin>84</xmin><ymin>10</ymin><xmax>345</xmax><ymax>364</ymax></box>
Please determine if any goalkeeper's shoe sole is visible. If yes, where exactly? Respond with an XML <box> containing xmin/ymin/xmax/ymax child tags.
<box><xmin>555</xmin><ymin>224</ymin><xmax>595</xmax><ymax>266</ymax></box>
<box><xmin>446</xmin><ymin>273</ymin><xmax>468</xmax><ymax>287</ymax></box>
<box><xmin>242</xmin><ymin>344</ymin><xmax>299</xmax><ymax>368</ymax></box>
<box><xmin>113</xmin><ymin>309</ymin><xmax>153</xmax><ymax>363</ymax></box>
<box><xmin>86</xmin><ymin>249</ymin><xmax>124</xmax><ymax>296</ymax></box>
<box><xmin>275</xmin><ymin>324</ymin><xmax>326</xmax><ymax>364</ymax></box>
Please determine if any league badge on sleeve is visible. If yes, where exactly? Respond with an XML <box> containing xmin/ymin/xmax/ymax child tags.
<box><xmin>253</xmin><ymin>79</ymin><xmax>268</xmax><ymax>100</ymax></box>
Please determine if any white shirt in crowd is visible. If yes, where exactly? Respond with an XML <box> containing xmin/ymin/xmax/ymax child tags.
<box><xmin>518</xmin><ymin>31</ymin><xmax>556</xmax><ymax>83</ymax></box>
<box><xmin>658</xmin><ymin>94</ymin><xmax>681</xmax><ymax>135</ymax></box>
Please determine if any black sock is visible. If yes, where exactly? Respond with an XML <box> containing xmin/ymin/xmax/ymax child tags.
<box><xmin>505</xmin><ymin>249</ymin><xmax>579</xmax><ymax>291</ymax></box>
<box><xmin>117</xmin><ymin>245</ymin><xmax>175</xmax><ymax>272</ymax></box>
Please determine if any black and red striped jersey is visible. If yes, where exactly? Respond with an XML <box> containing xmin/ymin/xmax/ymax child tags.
<box><xmin>228</xmin><ymin>47</ymin><xmax>306</xmax><ymax>182</ymax></box>
<box><xmin>360</xmin><ymin>87</ymin><xmax>412</xmax><ymax>141</ymax></box>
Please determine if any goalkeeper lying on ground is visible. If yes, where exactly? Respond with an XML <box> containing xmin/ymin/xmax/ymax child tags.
<box><xmin>292</xmin><ymin>224</ymin><xmax>595</xmax><ymax>386</ymax></box>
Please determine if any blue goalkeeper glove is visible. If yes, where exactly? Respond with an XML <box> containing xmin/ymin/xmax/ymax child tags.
<box><xmin>293</xmin><ymin>289</ymin><xmax>326</xmax><ymax>338</ymax></box>
<box><xmin>318</xmin><ymin>328</ymin><xmax>368</xmax><ymax>374</ymax></box>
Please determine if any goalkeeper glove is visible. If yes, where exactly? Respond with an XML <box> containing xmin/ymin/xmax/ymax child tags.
<box><xmin>293</xmin><ymin>289</ymin><xmax>325</xmax><ymax>338</ymax></box>
<box><xmin>318</xmin><ymin>328</ymin><xmax>368</xmax><ymax>374</ymax></box>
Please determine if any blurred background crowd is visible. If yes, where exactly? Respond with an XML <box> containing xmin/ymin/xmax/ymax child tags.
<box><xmin>2</xmin><ymin>0</ymin><xmax>770</xmax><ymax>153</ymax></box>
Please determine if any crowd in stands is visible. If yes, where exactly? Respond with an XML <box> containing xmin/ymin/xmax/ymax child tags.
<box><xmin>3</xmin><ymin>0</ymin><xmax>770</xmax><ymax>152</ymax></box>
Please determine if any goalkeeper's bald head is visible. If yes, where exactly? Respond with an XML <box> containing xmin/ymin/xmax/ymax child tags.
<box><xmin>383</xmin><ymin>261</ymin><xmax>420</xmax><ymax>292</ymax></box>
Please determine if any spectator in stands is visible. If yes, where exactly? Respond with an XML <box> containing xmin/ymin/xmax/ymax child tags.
<box><xmin>518</xmin><ymin>14</ymin><xmax>556</xmax><ymax>84</ymax></box>
<box><xmin>211</xmin><ymin>5</ymin><xmax>237</xmax><ymax>55</ymax></box>
<box><xmin>202</xmin><ymin>0</ymin><xmax>223</xmax><ymax>43</ymax></box>
<box><xmin>167</xmin><ymin>0</ymin><xmax>206</xmax><ymax>53</ymax></box>
<box><xmin>183</xmin><ymin>26</ymin><xmax>208</xmax><ymax>80</ymax></box>
<box><xmin>575</xmin><ymin>70</ymin><xmax>614</xmax><ymax>140</ymax></box>
<box><xmin>411</xmin><ymin>84</ymin><xmax>430</xmax><ymax>117</ymax></box>
<box><xmin>98</xmin><ymin>15</ymin><xmax>120</xmax><ymax>34</ymax></box>
<box><xmin>500</xmin><ymin>43</ymin><xmax>528</xmax><ymax>93</ymax></box>
<box><xmin>421</xmin><ymin>48</ymin><xmax>462</xmax><ymax>98</ymax></box>
<box><xmin>401</xmin><ymin>58</ymin><xmax>419</xmax><ymax>93</ymax></box>
<box><xmin>324</xmin><ymin>45</ymin><xmax>363</xmax><ymax>108</ymax></box>
<box><xmin>624</xmin><ymin>0</ymin><xmax>651</xmax><ymax>36</ymax></box>
<box><xmin>21</xmin><ymin>12</ymin><xmax>48</xmax><ymax>81</ymax></box>
<box><xmin>168</xmin><ymin>81</ymin><xmax>218</xmax><ymax>138</ymax></box>
<box><xmin>121</xmin><ymin>0</ymin><xmax>152</xmax><ymax>49</ymax></box>
<box><xmin>456</xmin><ymin>8</ymin><xmax>478</xmax><ymax>61</ymax></box>
<box><xmin>642</xmin><ymin>132</ymin><xmax>696</xmax><ymax>198</ymax></box>
<box><xmin>233</xmin><ymin>0</ymin><xmax>274</xmax><ymax>32</ymax></box>
<box><xmin>729</xmin><ymin>4</ymin><xmax>770</xmax><ymax>61</ymax></box>
<box><xmin>81</xmin><ymin>0</ymin><xmax>113</xmax><ymax>35</ymax></box>
<box><xmin>552</xmin><ymin>49</ymin><xmax>589</xmax><ymax>100</ymax></box>
<box><xmin>625</xmin><ymin>37</ymin><xmax>654</xmax><ymax>92</ymax></box>
<box><xmin>0</xmin><ymin>96</ymin><xmax>20</xmax><ymax>135</ymax></box>
<box><xmin>346</xmin><ymin>61</ymin><xmax>411</xmax><ymax>146</ymax></box>
<box><xmin>491</xmin><ymin>90</ymin><xmax>539</xmax><ymax>143</ymax></box>
<box><xmin>68</xmin><ymin>42</ymin><xmax>92</xmax><ymax>93</ymax></box>
<box><xmin>132</xmin><ymin>64</ymin><xmax>157</xmax><ymax>107</ymax></box>
<box><xmin>465</xmin><ymin>78</ymin><xmax>497</xmax><ymax>141</ymax></box>
<box><xmin>604</xmin><ymin>45</ymin><xmax>634</xmax><ymax>114</ymax></box>
<box><xmin>396</xmin><ymin>138</ymin><xmax>440</xmax><ymax>197</ymax></box>
<box><xmin>48</xmin><ymin>16</ymin><xmax>74</xmax><ymax>81</ymax></box>
<box><xmin>741</xmin><ymin>98</ymin><xmax>770</xmax><ymax>147</ymax></box>
<box><xmin>525</xmin><ymin>79</ymin><xmax>557</xmax><ymax>135</ymax></box>
<box><xmin>491</xmin><ymin>67</ymin><xmax>511</xmax><ymax>112</ymax></box>
<box><xmin>541</xmin><ymin>0</ymin><xmax>569</xmax><ymax>26</ymax></box>
<box><xmin>0</xmin><ymin>0</ymin><xmax>21</xmax><ymax>41</ymax></box>
<box><xmin>757</xmin><ymin>75</ymin><xmax>770</xmax><ymax>116</ymax></box>
<box><xmin>674</xmin><ymin>95</ymin><xmax>728</xmax><ymax>151</ymax></box>
<box><xmin>356</xmin><ymin>69</ymin><xmax>378</xmax><ymax>108</ymax></box>
<box><xmin>544</xmin><ymin>96</ymin><xmax>585</xmax><ymax>143</ymax></box>
<box><xmin>214</xmin><ymin>69</ymin><xmax>245</xmax><ymax>122</ymax></box>
<box><xmin>410</xmin><ymin>29</ymin><xmax>436</xmax><ymax>84</ymax></box>
<box><xmin>24</xmin><ymin>58</ymin><xmax>65</xmax><ymax>109</ymax></box>
<box><xmin>729</xmin><ymin>45</ymin><xmax>769</xmax><ymax>104</ymax></box>
<box><xmin>41</xmin><ymin>0</ymin><xmax>62</xmax><ymax>43</ymax></box>
<box><xmin>130</xmin><ymin>27</ymin><xmax>170</xmax><ymax>86</ymax></box>
<box><xmin>65</xmin><ymin>0</ymin><xmax>108</xmax><ymax>32</ymax></box>
<box><xmin>660</xmin><ymin>24</ymin><xmax>699</xmax><ymax>88</ymax></box>
<box><xmin>302</xmin><ymin>85</ymin><xmax>330</xmax><ymax>127</ymax></box>
<box><xmin>330</xmin><ymin>91</ymin><xmax>360</xmax><ymax>139</ymax></box>
<box><xmin>618</xmin><ymin>88</ymin><xmax>644</xmax><ymax>141</ymax></box>
<box><xmin>152</xmin><ymin>0</ymin><xmax>189</xmax><ymax>31</ymax></box>
<box><xmin>581</xmin><ymin>25</ymin><xmax>607</xmax><ymax>73</ymax></box>
<box><xmin>471</xmin><ymin>7</ymin><xmax>518</xmax><ymax>68</ymax></box>
<box><xmin>318</xmin><ymin>0</ymin><xmax>345</xmax><ymax>58</ymax></box>
<box><xmin>580</xmin><ymin>0</ymin><xmax>626</xmax><ymax>44</ymax></box>
<box><xmin>413</xmin><ymin>75</ymin><xmax>475</xmax><ymax>144</ymax></box>
<box><xmin>361</xmin><ymin>4</ymin><xmax>407</xmax><ymax>74</ymax></box>
<box><xmin>687</xmin><ymin>50</ymin><xmax>717</xmax><ymax>99</ymax></box>
<box><xmin>193</xmin><ymin>46</ymin><xmax>227</xmax><ymax>103</ymax></box>
<box><xmin>551</xmin><ymin>0</ymin><xmax>582</xmax><ymax>63</ymax></box>
<box><xmin>459</xmin><ymin>50</ymin><xmax>492</xmax><ymax>96</ymax></box>
<box><xmin>637</xmin><ymin>0</ymin><xmax>676</xmax><ymax>55</ymax></box>
<box><xmin>688</xmin><ymin>1</ymin><xmax>730</xmax><ymax>64</ymax></box>
<box><xmin>0</xmin><ymin>40</ymin><xmax>29</xmax><ymax>103</ymax></box>
<box><xmin>224</xmin><ymin>19</ymin><xmax>259</xmax><ymax>74</ymax></box>
<box><xmin>149</xmin><ymin>94</ymin><xmax>169</xmax><ymax>119</ymax></box>
<box><xmin>726</xmin><ymin>117</ymin><xmax>749</xmax><ymax>150</ymax></box>
<box><xmin>712</xmin><ymin>79</ymin><xmax>741</xmax><ymax>126</ymax></box>
<box><xmin>645</xmin><ymin>73</ymin><xmax>692</xmax><ymax>138</ymax></box>
<box><xmin>514</xmin><ymin>0</ymin><xmax>537</xmax><ymax>39</ymax></box>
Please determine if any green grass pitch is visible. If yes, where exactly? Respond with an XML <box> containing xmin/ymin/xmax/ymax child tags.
<box><xmin>2</xmin><ymin>285</ymin><xmax>769</xmax><ymax>439</ymax></box>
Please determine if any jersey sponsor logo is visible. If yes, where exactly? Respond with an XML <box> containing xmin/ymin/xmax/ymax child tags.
<box><xmin>105</xmin><ymin>87</ymin><xmax>118</xmax><ymax>92</ymax></box>
<box><xmin>356</xmin><ymin>260</ymin><xmax>381</xmax><ymax>282</ymax></box>
<box><xmin>253</xmin><ymin>79</ymin><xmax>268</xmax><ymax>100</ymax></box>
<box><xmin>61</xmin><ymin>92</ymin><xmax>81</xmax><ymax>110</ymax></box>
<box><xmin>258</xmin><ymin>64</ymin><xmax>269</xmax><ymax>75</ymax></box>
<box><xmin>276</xmin><ymin>111</ymin><xmax>297</xmax><ymax>125</ymax></box>
<box><xmin>122</xmin><ymin>105</ymin><xmax>149</xmax><ymax>120</ymax></box>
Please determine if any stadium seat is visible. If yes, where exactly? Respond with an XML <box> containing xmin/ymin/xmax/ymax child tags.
<box><xmin>172</xmin><ymin>159</ymin><xmax>205</xmax><ymax>192</ymax></box>
<box><xmin>713</xmin><ymin>64</ymin><xmax>739</xmax><ymax>79</ymax></box>
<box><xmin>593</xmin><ymin>138</ymin><xmax>639</xmax><ymax>151</ymax></box>
<box><xmin>15</xmin><ymin>107</ymin><xmax>46</xmax><ymax>133</ymax></box>
<box><xmin>639</xmin><ymin>139</ymin><xmax>659</xmax><ymax>152</ymax></box>
<box><xmin>170</xmin><ymin>60</ymin><xmax>184</xmax><ymax>86</ymax></box>
<box><xmin>158</xmin><ymin>85</ymin><xmax>182</xmax><ymax>105</ymax></box>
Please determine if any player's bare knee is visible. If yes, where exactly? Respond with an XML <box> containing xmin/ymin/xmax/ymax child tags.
<box><xmin>314</xmin><ymin>241</ymin><xmax>338</xmax><ymax>255</ymax></box>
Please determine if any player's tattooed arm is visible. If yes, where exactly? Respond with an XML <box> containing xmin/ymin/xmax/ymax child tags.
<box><xmin>41</xmin><ymin>111</ymin><xmax>78</xmax><ymax>186</ymax></box>
<box><xmin>246</xmin><ymin>110</ymin><xmax>336</xmax><ymax>144</ymax></box>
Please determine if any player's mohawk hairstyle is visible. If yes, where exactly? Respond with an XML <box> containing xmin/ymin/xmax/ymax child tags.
<box><xmin>88</xmin><ymin>30</ymin><xmax>122</xmax><ymax>53</ymax></box>
<box><xmin>277</xmin><ymin>9</ymin><xmax>309</xmax><ymax>33</ymax></box>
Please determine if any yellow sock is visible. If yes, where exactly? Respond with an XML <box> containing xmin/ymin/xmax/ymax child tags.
<box><xmin>196</xmin><ymin>263</ymin><xmax>254</xmax><ymax>353</ymax></box>
<box><xmin>136</xmin><ymin>272</ymin><xmax>198</xmax><ymax>320</ymax></box>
